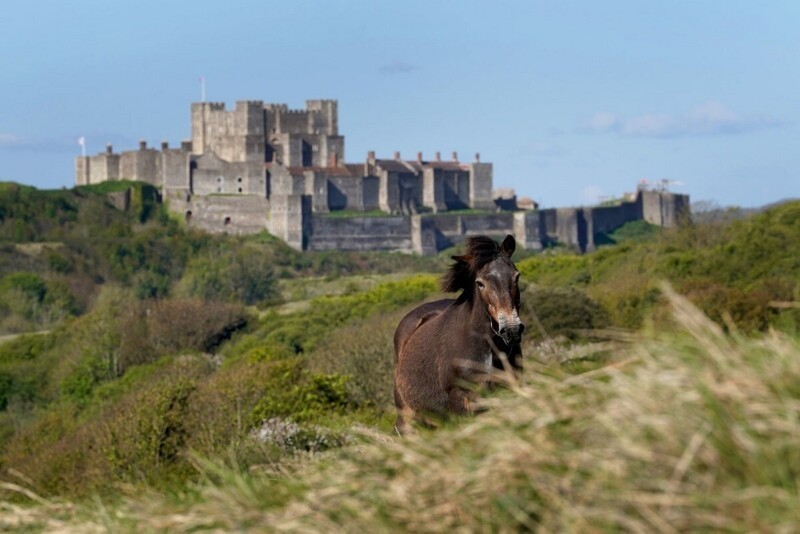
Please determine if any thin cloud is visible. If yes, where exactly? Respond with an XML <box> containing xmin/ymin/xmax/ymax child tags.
<box><xmin>583</xmin><ymin>101</ymin><xmax>784</xmax><ymax>138</ymax></box>
<box><xmin>0</xmin><ymin>133</ymin><xmax>24</xmax><ymax>147</ymax></box>
<box><xmin>380</xmin><ymin>59</ymin><xmax>418</xmax><ymax>74</ymax></box>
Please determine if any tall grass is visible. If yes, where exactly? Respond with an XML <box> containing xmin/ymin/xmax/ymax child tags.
<box><xmin>4</xmin><ymin>287</ymin><xmax>800</xmax><ymax>531</ymax></box>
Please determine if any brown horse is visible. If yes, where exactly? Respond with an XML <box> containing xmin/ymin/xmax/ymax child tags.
<box><xmin>393</xmin><ymin>234</ymin><xmax>524</xmax><ymax>434</ymax></box>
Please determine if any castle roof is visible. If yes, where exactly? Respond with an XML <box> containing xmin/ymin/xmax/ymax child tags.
<box><xmin>375</xmin><ymin>159</ymin><xmax>415</xmax><ymax>173</ymax></box>
<box><xmin>285</xmin><ymin>165</ymin><xmax>364</xmax><ymax>178</ymax></box>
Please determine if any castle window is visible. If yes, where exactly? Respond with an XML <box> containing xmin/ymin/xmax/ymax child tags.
<box><xmin>224</xmin><ymin>216</ymin><xmax>231</xmax><ymax>226</ymax></box>
<box><xmin>238</xmin><ymin>188</ymin><xmax>243</xmax><ymax>193</ymax></box>
<box><xmin>185</xmin><ymin>211</ymin><xmax>192</xmax><ymax>222</ymax></box>
<box><xmin>237</xmin><ymin>176</ymin><xmax>243</xmax><ymax>182</ymax></box>
<box><xmin>217</xmin><ymin>176</ymin><xmax>223</xmax><ymax>182</ymax></box>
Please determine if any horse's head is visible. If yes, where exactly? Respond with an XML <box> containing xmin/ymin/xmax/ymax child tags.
<box><xmin>442</xmin><ymin>234</ymin><xmax>525</xmax><ymax>346</ymax></box>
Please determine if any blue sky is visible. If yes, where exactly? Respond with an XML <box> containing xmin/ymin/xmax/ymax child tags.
<box><xmin>1</xmin><ymin>0</ymin><xmax>797</xmax><ymax>207</ymax></box>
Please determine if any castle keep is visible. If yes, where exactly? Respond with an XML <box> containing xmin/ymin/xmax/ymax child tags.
<box><xmin>75</xmin><ymin>98</ymin><xmax>688</xmax><ymax>253</ymax></box>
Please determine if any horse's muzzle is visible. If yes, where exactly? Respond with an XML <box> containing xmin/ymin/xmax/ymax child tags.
<box><xmin>499</xmin><ymin>322</ymin><xmax>524</xmax><ymax>345</ymax></box>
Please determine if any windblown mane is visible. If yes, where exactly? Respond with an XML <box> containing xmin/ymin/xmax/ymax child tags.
<box><xmin>441</xmin><ymin>236</ymin><xmax>502</xmax><ymax>294</ymax></box>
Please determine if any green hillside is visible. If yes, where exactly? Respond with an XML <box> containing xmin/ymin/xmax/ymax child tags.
<box><xmin>1</xmin><ymin>184</ymin><xmax>799</xmax><ymax>530</ymax></box>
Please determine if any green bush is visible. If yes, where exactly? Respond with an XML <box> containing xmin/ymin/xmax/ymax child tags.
<box><xmin>308</xmin><ymin>310</ymin><xmax>405</xmax><ymax>409</ymax></box>
<box><xmin>249</xmin><ymin>360</ymin><xmax>351</xmax><ymax>425</ymax></box>
<box><xmin>522</xmin><ymin>286</ymin><xmax>610</xmax><ymax>340</ymax></box>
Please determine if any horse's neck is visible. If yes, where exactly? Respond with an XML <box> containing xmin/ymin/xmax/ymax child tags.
<box><xmin>453</xmin><ymin>295</ymin><xmax>493</xmax><ymax>352</ymax></box>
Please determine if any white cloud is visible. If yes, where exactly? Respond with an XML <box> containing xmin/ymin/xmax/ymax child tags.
<box><xmin>0</xmin><ymin>133</ymin><xmax>23</xmax><ymax>146</ymax></box>
<box><xmin>586</xmin><ymin>112</ymin><xmax>621</xmax><ymax>133</ymax></box>
<box><xmin>583</xmin><ymin>101</ymin><xmax>784</xmax><ymax>138</ymax></box>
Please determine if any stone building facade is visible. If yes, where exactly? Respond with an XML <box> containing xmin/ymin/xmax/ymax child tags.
<box><xmin>75</xmin><ymin>98</ymin><xmax>689</xmax><ymax>253</ymax></box>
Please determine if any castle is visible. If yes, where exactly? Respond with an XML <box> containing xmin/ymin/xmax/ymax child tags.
<box><xmin>75</xmin><ymin>98</ymin><xmax>689</xmax><ymax>253</ymax></box>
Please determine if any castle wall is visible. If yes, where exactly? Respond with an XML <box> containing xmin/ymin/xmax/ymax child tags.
<box><xmin>162</xmin><ymin>149</ymin><xmax>190</xmax><ymax>192</ymax></box>
<box><xmin>268</xmin><ymin>194</ymin><xmax>311</xmax><ymax>250</ymax></box>
<box><xmin>468</xmin><ymin>162</ymin><xmax>494</xmax><ymax>209</ymax></box>
<box><xmin>171</xmin><ymin>194</ymin><xmax>270</xmax><ymax>235</ymax></box>
<box><xmin>327</xmin><ymin>176</ymin><xmax>363</xmax><ymax>211</ymax></box>
<box><xmin>422</xmin><ymin>168</ymin><xmax>446</xmax><ymax>212</ymax></box>
<box><xmin>88</xmin><ymin>153</ymin><xmax>120</xmax><ymax>183</ymax></box>
<box><xmin>416</xmin><ymin>213</ymin><xmax>515</xmax><ymax>251</ymax></box>
<box><xmin>75</xmin><ymin>157</ymin><xmax>90</xmax><ymax>186</ymax></box>
<box><xmin>379</xmin><ymin>170</ymin><xmax>399</xmax><ymax>213</ymax></box>
<box><xmin>513</xmin><ymin>211</ymin><xmax>546</xmax><ymax>250</ymax></box>
<box><xmin>640</xmin><ymin>190</ymin><xmax>690</xmax><ymax>227</ymax></box>
<box><xmin>308</xmin><ymin>215</ymin><xmax>412</xmax><ymax>252</ymax></box>
<box><xmin>119</xmin><ymin>147</ymin><xmax>160</xmax><ymax>185</ymax></box>
<box><xmin>362</xmin><ymin>176</ymin><xmax>379</xmax><ymax>210</ymax></box>
<box><xmin>305</xmin><ymin>99</ymin><xmax>338</xmax><ymax>135</ymax></box>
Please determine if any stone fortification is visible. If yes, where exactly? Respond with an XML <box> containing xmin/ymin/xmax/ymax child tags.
<box><xmin>75</xmin><ymin>97</ymin><xmax>689</xmax><ymax>254</ymax></box>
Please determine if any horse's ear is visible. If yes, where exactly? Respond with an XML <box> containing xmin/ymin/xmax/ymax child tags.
<box><xmin>451</xmin><ymin>255</ymin><xmax>467</xmax><ymax>264</ymax></box>
<box><xmin>501</xmin><ymin>235</ymin><xmax>516</xmax><ymax>257</ymax></box>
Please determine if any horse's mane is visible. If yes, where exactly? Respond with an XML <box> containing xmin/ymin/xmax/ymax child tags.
<box><xmin>441</xmin><ymin>236</ymin><xmax>502</xmax><ymax>294</ymax></box>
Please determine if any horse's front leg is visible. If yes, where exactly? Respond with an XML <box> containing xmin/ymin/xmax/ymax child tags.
<box><xmin>447</xmin><ymin>387</ymin><xmax>481</xmax><ymax>414</ymax></box>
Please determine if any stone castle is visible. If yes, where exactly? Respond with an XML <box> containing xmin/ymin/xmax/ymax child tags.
<box><xmin>75</xmin><ymin>98</ymin><xmax>689</xmax><ymax>253</ymax></box>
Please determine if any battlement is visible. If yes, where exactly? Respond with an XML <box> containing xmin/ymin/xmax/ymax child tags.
<box><xmin>193</xmin><ymin>101</ymin><xmax>226</xmax><ymax>111</ymax></box>
<box><xmin>235</xmin><ymin>100</ymin><xmax>264</xmax><ymax>110</ymax></box>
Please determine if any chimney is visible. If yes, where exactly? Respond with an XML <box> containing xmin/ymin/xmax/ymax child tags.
<box><xmin>161</xmin><ymin>141</ymin><xmax>169</xmax><ymax>150</ymax></box>
<box><xmin>139</xmin><ymin>139</ymin><xmax>147</xmax><ymax>150</ymax></box>
<box><xmin>106</xmin><ymin>143</ymin><xmax>113</xmax><ymax>155</ymax></box>
<box><xmin>181</xmin><ymin>140</ymin><xmax>192</xmax><ymax>151</ymax></box>
<box><xmin>394</xmin><ymin>151</ymin><xmax>401</xmax><ymax>160</ymax></box>
<box><xmin>417</xmin><ymin>151</ymin><xmax>423</xmax><ymax>162</ymax></box>
<box><xmin>475</xmin><ymin>152</ymin><xmax>480</xmax><ymax>163</ymax></box>
<box><xmin>331</xmin><ymin>151</ymin><xmax>339</xmax><ymax>167</ymax></box>
<box><xmin>452</xmin><ymin>151</ymin><xmax>458</xmax><ymax>162</ymax></box>
<box><xmin>435</xmin><ymin>151</ymin><xmax>441</xmax><ymax>162</ymax></box>
<box><xmin>367</xmin><ymin>150</ymin><xmax>376</xmax><ymax>163</ymax></box>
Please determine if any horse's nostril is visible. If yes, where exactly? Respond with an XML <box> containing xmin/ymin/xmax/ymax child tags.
<box><xmin>499</xmin><ymin>327</ymin><xmax>507</xmax><ymax>336</ymax></box>
<box><xmin>518</xmin><ymin>323</ymin><xmax>525</xmax><ymax>335</ymax></box>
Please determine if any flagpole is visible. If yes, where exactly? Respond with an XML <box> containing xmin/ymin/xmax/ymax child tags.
<box><xmin>200</xmin><ymin>76</ymin><xmax>205</xmax><ymax>102</ymax></box>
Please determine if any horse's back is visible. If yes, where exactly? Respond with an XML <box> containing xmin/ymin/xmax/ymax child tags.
<box><xmin>393</xmin><ymin>299</ymin><xmax>454</xmax><ymax>362</ymax></box>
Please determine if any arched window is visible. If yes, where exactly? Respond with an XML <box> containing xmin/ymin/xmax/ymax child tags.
<box><xmin>224</xmin><ymin>216</ymin><xmax>231</xmax><ymax>226</ymax></box>
<box><xmin>185</xmin><ymin>210</ymin><xmax>192</xmax><ymax>222</ymax></box>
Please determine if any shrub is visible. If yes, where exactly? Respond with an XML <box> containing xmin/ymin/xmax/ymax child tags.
<box><xmin>249</xmin><ymin>359</ymin><xmax>352</xmax><ymax>425</ymax></box>
<box><xmin>522</xmin><ymin>286</ymin><xmax>610</xmax><ymax>340</ymax></box>
<box><xmin>307</xmin><ymin>310</ymin><xmax>405</xmax><ymax>409</ymax></box>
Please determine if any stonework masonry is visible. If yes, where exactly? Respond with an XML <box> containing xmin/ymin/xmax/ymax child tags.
<box><xmin>75</xmin><ymin>97</ymin><xmax>689</xmax><ymax>254</ymax></box>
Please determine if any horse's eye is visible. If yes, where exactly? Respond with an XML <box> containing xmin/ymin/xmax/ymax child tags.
<box><xmin>476</xmin><ymin>280</ymin><xmax>485</xmax><ymax>290</ymax></box>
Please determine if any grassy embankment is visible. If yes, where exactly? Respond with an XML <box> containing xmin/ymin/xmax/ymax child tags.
<box><xmin>0</xmin><ymin>182</ymin><xmax>798</xmax><ymax>530</ymax></box>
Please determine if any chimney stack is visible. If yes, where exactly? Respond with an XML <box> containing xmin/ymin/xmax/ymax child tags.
<box><xmin>417</xmin><ymin>151</ymin><xmax>423</xmax><ymax>162</ymax></box>
<box><xmin>161</xmin><ymin>141</ymin><xmax>169</xmax><ymax>150</ymax></box>
<box><xmin>106</xmin><ymin>143</ymin><xmax>113</xmax><ymax>155</ymax></box>
<box><xmin>139</xmin><ymin>139</ymin><xmax>147</xmax><ymax>150</ymax></box>
<box><xmin>475</xmin><ymin>152</ymin><xmax>481</xmax><ymax>163</ymax></box>
<box><xmin>331</xmin><ymin>151</ymin><xmax>339</xmax><ymax>167</ymax></box>
<box><xmin>452</xmin><ymin>151</ymin><xmax>458</xmax><ymax>162</ymax></box>
<box><xmin>435</xmin><ymin>151</ymin><xmax>441</xmax><ymax>162</ymax></box>
<box><xmin>394</xmin><ymin>151</ymin><xmax>401</xmax><ymax>160</ymax></box>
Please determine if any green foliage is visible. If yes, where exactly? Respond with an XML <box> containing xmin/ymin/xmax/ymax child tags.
<box><xmin>595</xmin><ymin>219</ymin><xmax>662</xmax><ymax>245</ymax></box>
<box><xmin>522</xmin><ymin>286</ymin><xmax>610</xmax><ymax>340</ymax></box>
<box><xmin>517</xmin><ymin>200</ymin><xmax>800</xmax><ymax>333</ymax></box>
<box><xmin>249</xmin><ymin>360</ymin><xmax>351</xmax><ymax>424</ymax></box>
<box><xmin>255</xmin><ymin>274</ymin><xmax>438</xmax><ymax>355</ymax></box>
<box><xmin>179</xmin><ymin>245</ymin><xmax>278</xmax><ymax>305</ymax></box>
<box><xmin>308</xmin><ymin>310</ymin><xmax>405</xmax><ymax>409</ymax></box>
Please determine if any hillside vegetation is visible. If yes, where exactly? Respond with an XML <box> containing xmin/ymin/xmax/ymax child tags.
<box><xmin>1</xmin><ymin>183</ymin><xmax>799</xmax><ymax>530</ymax></box>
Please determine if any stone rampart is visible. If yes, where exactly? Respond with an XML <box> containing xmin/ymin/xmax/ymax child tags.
<box><xmin>308</xmin><ymin>215</ymin><xmax>412</xmax><ymax>252</ymax></box>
